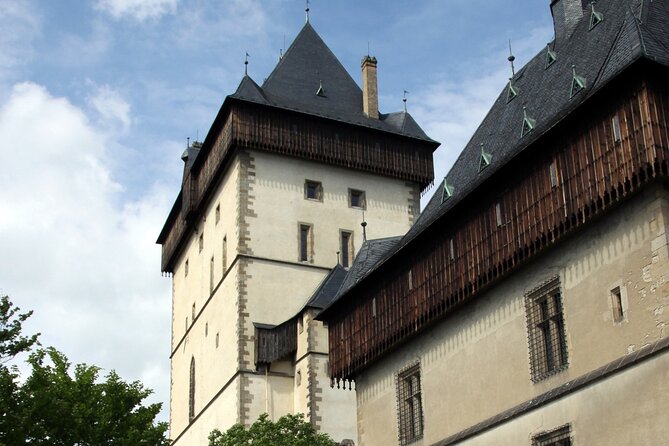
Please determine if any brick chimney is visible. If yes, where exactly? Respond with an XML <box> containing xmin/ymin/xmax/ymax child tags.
<box><xmin>361</xmin><ymin>55</ymin><xmax>379</xmax><ymax>119</ymax></box>
<box><xmin>550</xmin><ymin>0</ymin><xmax>584</xmax><ymax>44</ymax></box>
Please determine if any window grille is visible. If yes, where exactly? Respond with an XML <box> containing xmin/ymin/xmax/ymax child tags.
<box><xmin>526</xmin><ymin>277</ymin><xmax>569</xmax><ymax>382</ymax></box>
<box><xmin>396</xmin><ymin>363</ymin><xmax>424</xmax><ymax>445</ymax></box>
<box><xmin>532</xmin><ymin>424</ymin><xmax>572</xmax><ymax>446</ymax></box>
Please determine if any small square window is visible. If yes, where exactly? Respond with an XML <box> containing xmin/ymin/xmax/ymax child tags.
<box><xmin>349</xmin><ymin>189</ymin><xmax>366</xmax><ymax>209</ymax></box>
<box><xmin>396</xmin><ymin>363</ymin><xmax>424</xmax><ymax>445</ymax></box>
<box><xmin>305</xmin><ymin>180</ymin><xmax>323</xmax><ymax>201</ymax></box>
<box><xmin>532</xmin><ymin>424</ymin><xmax>572</xmax><ymax>446</ymax></box>
<box><xmin>215</xmin><ymin>203</ymin><xmax>220</xmax><ymax>224</ymax></box>
<box><xmin>198</xmin><ymin>233</ymin><xmax>204</xmax><ymax>253</ymax></box>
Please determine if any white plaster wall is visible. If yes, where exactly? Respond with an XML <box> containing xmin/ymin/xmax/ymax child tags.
<box><xmin>247</xmin><ymin>150</ymin><xmax>417</xmax><ymax>267</ymax></box>
<box><xmin>354</xmin><ymin>186</ymin><xmax>669</xmax><ymax>445</ymax></box>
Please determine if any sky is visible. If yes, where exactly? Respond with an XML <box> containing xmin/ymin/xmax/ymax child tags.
<box><xmin>0</xmin><ymin>0</ymin><xmax>555</xmax><ymax>424</ymax></box>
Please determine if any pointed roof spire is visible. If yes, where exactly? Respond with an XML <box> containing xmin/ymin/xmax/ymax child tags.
<box><xmin>403</xmin><ymin>90</ymin><xmax>409</xmax><ymax>112</ymax></box>
<box><xmin>508</xmin><ymin>40</ymin><xmax>516</xmax><ymax>77</ymax></box>
<box><xmin>244</xmin><ymin>52</ymin><xmax>250</xmax><ymax>75</ymax></box>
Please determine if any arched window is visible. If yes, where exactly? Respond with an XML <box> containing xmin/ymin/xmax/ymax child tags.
<box><xmin>189</xmin><ymin>357</ymin><xmax>195</xmax><ymax>422</ymax></box>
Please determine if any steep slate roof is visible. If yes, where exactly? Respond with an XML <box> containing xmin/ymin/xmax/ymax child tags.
<box><xmin>303</xmin><ymin>265</ymin><xmax>348</xmax><ymax>310</ymax></box>
<box><xmin>332</xmin><ymin>236</ymin><xmax>402</xmax><ymax>304</ymax></box>
<box><xmin>228</xmin><ymin>22</ymin><xmax>435</xmax><ymax>143</ymax></box>
<box><xmin>319</xmin><ymin>0</ymin><xmax>669</xmax><ymax>314</ymax></box>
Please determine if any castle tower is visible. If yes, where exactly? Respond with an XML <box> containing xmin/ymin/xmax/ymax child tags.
<box><xmin>157</xmin><ymin>22</ymin><xmax>438</xmax><ymax>445</ymax></box>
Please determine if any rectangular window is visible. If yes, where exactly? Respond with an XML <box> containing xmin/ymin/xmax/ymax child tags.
<box><xmin>222</xmin><ymin>236</ymin><xmax>227</xmax><ymax>272</ymax></box>
<box><xmin>198</xmin><ymin>233</ymin><xmax>204</xmax><ymax>253</ymax></box>
<box><xmin>304</xmin><ymin>180</ymin><xmax>323</xmax><ymax>201</ymax></box>
<box><xmin>185</xmin><ymin>259</ymin><xmax>189</xmax><ymax>277</ymax></box>
<box><xmin>349</xmin><ymin>189</ymin><xmax>366</xmax><ymax>209</ymax></box>
<box><xmin>397</xmin><ymin>363</ymin><xmax>424</xmax><ymax>445</ymax></box>
<box><xmin>215</xmin><ymin>203</ymin><xmax>220</xmax><ymax>224</ymax></box>
<box><xmin>611</xmin><ymin>286</ymin><xmax>624</xmax><ymax>323</ymax></box>
<box><xmin>299</xmin><ymin>224</ymin><xmax>313</xmax><ymax>262</ymax></box>
<box><xmin>612</xmin><ymin>114</ymin><xmax>622</xmax><ymax>143</ymax></box>
<box><xmin>495</xmin><ymin>202</ymin><xmax>503</xmax><ymax>227</ymax></box>
<box><xmin>210</xmin><ymin>256</ymin><xmax>215</xmax><ymax>293</ymax></box>
<box><xmin>449</xmin><ymin>238</ymin><xmax>455</xmax><ymax>261</ymax></box>
<box><xmin>532</xmin><ymin>424</ymin><xmax>572</xmax><ymax>446</ymax></box>
<box><xmin>340</xmin><ymin>230</ymin><xmax>353</xmax><ymax>268</ymax></box>
<box><xmin>526</xmin><ymin>277</ymin><xmax>569</xmax><ymax>382</ymax></box>
<box><xmin>549</xmin><ymin>161</ymin><xmax>559</xmax><ymax>188</ymax></box>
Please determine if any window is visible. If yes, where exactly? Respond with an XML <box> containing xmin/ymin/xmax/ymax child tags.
<box><xmin>532</xmin><ymin>424</ymin><xmax>572</xmax><ymax>446</ymax></box>
<box><xmin>449</xmin><ymin>238</ymin><xmax>455</xmax><ymax>261</ymax></box>
<box><xmin>611</xmin><ymin>286</ymin><xmax>624</xmax><ymax>323</ymax></box>
<box><xmin>198</xmin><ymin>233</ymin><xmax>204</xmax><ymax>253</ymax></box>
<box><xmin>205</xmin><ymin>322</ymin><xmax>208</xmax><ymax>336</ymax></box>
<box><xmin>215</xmin><ymin>332</ymin><xmax>219</xmax><ymax>348</ymax></box>
<box><xmin>210</xmin><ymin>256</ymin><xmax>215</xmax><ymax>293</ymax></box>
<box><xmin>495</xmin><ymin>202</ymin><xmax>503</xmax><ymax>227</ymax></box>
<box><xmin>550</xmin><ymin>161</ymin><xmax>559</xmax><ymax>188</ymax></box>
<box><xmin>396</xmin><ymin>363</ymin><xmax>424</xmax><ymax>445</ymax></box>
<box><xmin>304</xmin><ymin>180</ymin><xmax>323</xmax><ymax>201</ymax></box>
<box><xmin>545</xmin><ymin>45</ymin><xmax>557</xmax><ymax>69</ymax></box>
<box><xmin>192</xmin><ymin>303</ymin><xmax>196</xmax><ymax>323</ymax></box>
<box><xmin>184</xmin><ymin>259</ymin><xmax>189</xmax><ymax>277</ymax></box>
<box><xmin>506</xmin><ymin>81</ymin><xmax>518</xmax><ymax>103</ymax></box>
<box><xmin>299</xmin><ymin>224</ymin><xmax>313</xmax><ymax>262</ymax></box>
<box><xmin>189</xmin><ymin>357</ymin><xmax>196</xmax><ymax>422</ymax></box>
<box><xmin>526</xmin><ymin>277</ymin><xmax>569</xmax><ymax>382</ymax></box>
<box><xmin>349</xmin><ymin>189</ymin><xmax>366</xmax><ymax>209</ymax></box>
<box><xmin>222</xmin><ymin>235</ymin><xmax>227</xmax><ymax>272</ymax></box>
<box><xmin>521</xmin><ymin>107</ymin><xmax>536</xmax><ymax>137</ymax></box>
<box><xmin>441</xmin><ymin>179</ymin><xmax>454</xmax><ymax>203</ymax></box>
<box><xmin>340</xmin><ymin>230</ymin><xmax>354</xmax><ymax>268</ymax></box>
<box><xmin>589</xmin><ymin>3</ymin><xmax>603</xmax><ymax>31</ymax></box>
<box><xmin>215</xmin><ymin>203</ymin><xmax>220</xmax><ymax>224</ymax></box>
<box><xmin>612</xmin><ymin>114</ymin><xmax>622</xmax><ymax>142</ymax></box>
<box><xmin>479</xmin><ymin>144</ymin><xmax>492</xmax><ymax>171</ymax></box>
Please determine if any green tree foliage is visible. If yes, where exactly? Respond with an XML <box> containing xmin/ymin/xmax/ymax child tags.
<box><xmin>0</xmin><ymin>296</ymin><xmax>170</xmax><ymax>446</ymax></box>
<box><xmin>208</xmin><ymin>413</ymin><xmax>336</xmax><ymax>446</ymax></box>
<box><xmin>0</xmin><ymin>294</ymin><xmax>39</xmax><ymax>363</ymax></box>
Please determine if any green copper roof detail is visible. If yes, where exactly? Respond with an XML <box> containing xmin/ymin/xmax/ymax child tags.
<box><xmin>589</xmin><ymin>3</ymin><xmax>604</xmax><ymax>30</ymax></box>
<box><xmin>545</xmin><ymin>46</ymin><xmax>557</xmax><ymax>69</ymax></box>
<box><xmin>570</xmin><ymin>65</ymin><xmax>586</xmax><ymax>97</ymax></box>
<box><xmin>506</xmin><ymin>79</ymin><xmax>518</xmax><ymax>103</ymax></box>
<box><xmin>441</xmin><ymin>179</ymin><xmax>455</xmax><ymax>203</ymax></box>
<box><xmin>521</xmin><ymin>107</ymin><xmax>536</xmax><ymax>137</ymax></box>
<box><xmin>479</xmin><ymin>143</ymin><xmax>492</xmax><ymax>171</ymax></box>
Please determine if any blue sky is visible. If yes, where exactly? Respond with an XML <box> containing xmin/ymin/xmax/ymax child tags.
<box><xmin>0</xmin><ymin>0</ymin><xmax>555</xmax><ymax>424</ymax></box>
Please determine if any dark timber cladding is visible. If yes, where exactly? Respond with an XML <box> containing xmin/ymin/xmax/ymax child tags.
<box><xmin>325</xmin><ymin>74</ymin><xmax>669</xmax><ymax>384</ymax></box>
<box><xmin>158</xmin><ymin>100</ymin><xmax>436</xmax><ymax>272</ymax></box>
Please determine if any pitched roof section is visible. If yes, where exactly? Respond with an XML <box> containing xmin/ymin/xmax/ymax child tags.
<box><xmin>319</xmin><ymin>0</ymin><xmax>669</xmax><ymax>309</ymax></box>
<box><xmin>228</xmin><ymin>23</ymin><xmax>435</xmax><ymax>143</ymax></box>
<box><xmin>333</xmin><ymin>236</ymin><xmax>402</xmax><ymax>303</ymax></box>
<box><xmin>303</xmin><ymin>265</ymin><xmax>347</xmax><ymax>310</ymax></box>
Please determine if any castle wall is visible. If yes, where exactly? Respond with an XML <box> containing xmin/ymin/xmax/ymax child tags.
<box><xmin>353</xmin><ymin>185</ymin><xmax>669</xmax><ymax>445</ymax></box>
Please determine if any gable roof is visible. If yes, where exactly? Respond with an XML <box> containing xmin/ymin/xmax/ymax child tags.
<box><xmin>228</xmin><ymin>22</ymin><xmax>435</xmax><ymax>143</ymax></box>
<box><xmin>319</xmin><ymin>0</ymin><xmax>669</xmax><ymax>314</ymax></box>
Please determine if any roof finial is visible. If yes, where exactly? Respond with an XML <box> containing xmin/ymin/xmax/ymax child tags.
<box><xmin>403</xmin><ymin>90</ymin><xmax>409</xmax><ymax>112</ymax></box>
<box><xmin>244</xmin><ymin>52</ymin><xmax>250</xmax><ymax>75</ymax></box>
<box><xmin>508</xmin><ymin>40</ymin><xmax>516</xmax><ymax>77</ymax></box>
<box><xmin>186</xmin><ymin>136</ymin><xmax>190</xmax><ymax>148</ymax></box>
<box><xmin>305</xmin><ymin>0</ymin><xmax>310</xmax><ymax>23</ymax></box>
<box><xmin>361</xmin><ymin>211</ymin><xmax>367</xmax><ymax>242</ymax></box>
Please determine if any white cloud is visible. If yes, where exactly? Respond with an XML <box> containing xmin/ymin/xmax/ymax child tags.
<box><xmin>0</xmin><ymin>1</ymin><xmax>41</xmax><ymax>87</ymax></box>
<box><xmin>96</xmin><ymin>0</ymin><xmax>178</xmax><ymax>21</ymax></box>
<box><xmin>0</xmin><ymin>82</ymin><xmax>172</xmax><ymax>420</ymax></box>
<box><xmin>88</xmin><ymin>83</ymin><xmax>133</xmax><ymax>134</ymax></box>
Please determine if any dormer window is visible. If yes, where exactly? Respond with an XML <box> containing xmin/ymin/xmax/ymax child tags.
<box><xmin>441</xmin><ymin>179</ymin><xmax>454</xmax><ymax>203</ymax></box>
<box><xmin>316</xmin><ymin>80</ymin><xmax>326</xmax><ymax>97</ymax></box>
<box><xmin>570</xmin><ymin>65</ymin><xmax>586</xmax><ymax>98</ymax></box>
<box><xmin>589</xmin><ymin>4</ymin><xmax>604</xmax><ymax>31</ymax></box>
<box><xmin>545</xmin><ymin>46</ymin><xmax>557</xmax><ymax>69</ymax></box>
<box><xmin>506</xmin><ymin>80</ymin><xmax>518</xmax><ymax>103</ymax></box>
<box><xmin>479</xmin><ymin>144</ymin><xmax>492</xmax><ymax>171</ymax></box>
<box><xmin>521</xmin><ymin>107</ymin><xmax>536</xmax><ymax>137</ymax></box>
